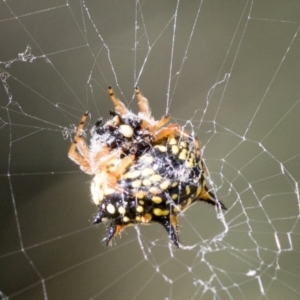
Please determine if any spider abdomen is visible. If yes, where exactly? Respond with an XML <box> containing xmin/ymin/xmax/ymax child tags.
<box><xmin>93</xmin><ymin>134</ymin><xmax>220</xmax><ymax>247</ymax></box>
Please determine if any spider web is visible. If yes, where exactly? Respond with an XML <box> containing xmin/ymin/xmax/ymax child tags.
<box><xmin>1</xmin><ymin>0</ymin><xmax>300</xmax><ymax>299</ymax></box>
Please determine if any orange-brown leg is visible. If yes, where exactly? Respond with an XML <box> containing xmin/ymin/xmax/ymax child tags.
<box><xmin>153</xmin><ymin>124</ymin><xmax>182</xmax><ymax>142</ymax></box>
<box><xmin>108</xmin><ymin>86</ymin><xmax>128</xmax><ymax>116</ymax></box>
<box><xmin>135</xmin><ymin>87</ymin><xmax>152</xmax><ymax>118</ymax></box>
<box><xmin>109</xmin><ymin>154</ymin><xmax>135</xmax><ymax>178</ymax></box>
<box><xmin>95</xmin><ymin>152</ymin><xmax>135</xmax><ymax>192</ymax></box>
<box><xmin>75</xmin><ymin>135</ymin><xmax>90</xmax><ymax>158</ymax></box>
<box><xmin>148</xmin><ymin>115</ymin><xmax>170</xmax><ymax>132</ymax></box>
<box><xmin>68</xmin><ymin>112</ymin><xmax>92</xmax><ymax>174</ymax></box>
<box><xmin>68</xmin><ymin>112</ymin><xmax>89</xmax><ymax>156</ymax></box>
<box><xmin>93</xmin><ymin>145</ymin><xmax>110</xmax><ymax>170</ymax></box>
<box><xmin>135</xmin><ymin>87</ymin><xmax>170</xmax><ymax>131</ymax></box>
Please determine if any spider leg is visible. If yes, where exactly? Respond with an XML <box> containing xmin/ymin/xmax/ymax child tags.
<box><xmin>95</xmin><ymin>148</ymin><xmax>121</xmax><ymax>172</ymax></box>
<box><xmin>105</xmin><ymin>154</ymin><xmax>135</xmax><ymax>193</ymax></box>
<box><xmin>109</xmin><ymin>154</ymin><xmax>135</xmax><ymax>178</ymax></box>
<box><xmin>68</xmin><ymin>112</ymin><xmax>92</xmax><ymax>174</ymax></box>
<box><xmin>92</xmin><ymin>147</ymin><xmax>110</xmax><ymax>171</ymax></box>
<box><xmin>108</xmin><ymin>86</ymin><xmax>128</xmax><ymax>116</ymax></box>
<box><xmin>76</xmin><ymin>134</ymin><xmax>90</xmax><ymax>158</ymax></box>
<box><xmin>149</xmin><ymin>115</ymin><xmax>170</xmax><ymax>132</ymax></box>
<box><xmin>98</xmin><ymin>151</ymin><xmax>135</xmax><ymax>185</ymax></box>
<box><xmin>135</xmin><ymin>87</ymin><xmax>170</xmax><ymax>131</ymax></box>
<box><xmin>153</xmin><ymin>124</ymin><xmax>184</xmax><ymax>142</ymax></box>
<box><xmin>91</xmin><ymin>152</ymin><xmax>135</xmax><ymax>205</ymax></box>
<box><xmin>135</xmin><ymin>87</ymin><xmax>152</xmax><ymax>118</ymax></box>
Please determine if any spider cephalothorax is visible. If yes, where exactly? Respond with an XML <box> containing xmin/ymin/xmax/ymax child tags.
<box><xmin>68</xmin><ymin>87</ymin><xmax>226</xmax><ymax>247</ymax></box>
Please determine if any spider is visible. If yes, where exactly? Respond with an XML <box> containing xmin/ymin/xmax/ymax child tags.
<box><xmin>68</xmin><ymin>87</ymin><xmax>226</xmax><ymax>247</ymax></box>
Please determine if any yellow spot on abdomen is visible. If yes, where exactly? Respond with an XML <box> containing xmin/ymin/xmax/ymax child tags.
<box><xmin>160</xmin><ymin>180</ymin><xmax>170</xmax><ymax>190</ymax></box>
<box><xmin>152</xmin><ymin>196</ymin><xmax>162</xmax><ymax>204</ymax></box>
<box><xmin>180</xmin><ymin>141</ymin><xmax>187</xmax><ymax>148</ymax></box>
<box><xmin>153</xmin><ymin>208</ymin><xmax>169</xmax><ymax>216</ymax></box>
<box><xmin>136</xmin><ymin>206</ymin><xmax>144</xmax><ymax>213</ymax></box>
<box><xmin>154</xmin><ymin>145</ymin><xmax>167</xmax><ymax>152</ymax></box>
<box><xmin>179</xmin><ymin>149</ymin><xmax>187</xmax><ymax>160</ymax></box>
<box><xmin>141</xmin><ymin>168</ymin><xmax>155</xmax><ymax>177</ymax></box>
<box><xmin>142</xmin><ymin>179</ymin><xmax>152</xmax><ymax>186</ymax></box>
<box><xmin>118</xmin><ymin>206</ymin><xmax>125</xmax><ymax>214</ymax></box>
<box><xmin>107</xmin><ymin>203</ymin><xmax>116</xmax><ymax>214</ymax></box>
<box><xmin>149</xmin><ymin>187</ymin><xmax>162</xmax><ymax>194</ymax></box>
<box><xmin>171</xmin><ymin>145</ymin><xmax>179</xmax><ymax>155</ymax></box>
<box><xmin>119</xmin><ymin>124</ymin><xmax>134</xmax><ymax>138</ymax></box>
<box><xmin>131</xmin><ymin>179</ymin><xmax>142</xmax><ymax>188</ymax></box>
<box><xmin>123</xmin><ymin>216</ymin><xmax>130</xmax><ymax>222</ymax></box>
<box><xmin>149</xmin><ymin>174</ymin><xmax>162</xmax><ymax>182</ymax></box>
<box><xmin>140</xmin><ymin>154</ymin><xmax>154</xmax><ymax>164</ymax></box>
<box><xmin>169</xmin><ymin>137</ymin><xmax>177</xmax><ymax>145</ymax></box>
<box><xmin>171</xmin><ymin>194</ymin><xmax>178</xmax><ymax>200</ymax></box>
<box><xmin>124</xmin><ymin>170</ymin><xmax>140</xmax><ymax>179</ymax></box>
<box><xmin>185</xmin><ymin>185</ymin><xmax>191</xmax><ymax>195</ymax></box>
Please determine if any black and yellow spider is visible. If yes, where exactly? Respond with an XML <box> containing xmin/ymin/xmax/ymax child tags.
<box><xmin>68</xmin><ymin>87</ymin><xmax>226</xmax><ymax>247</ymax></box>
